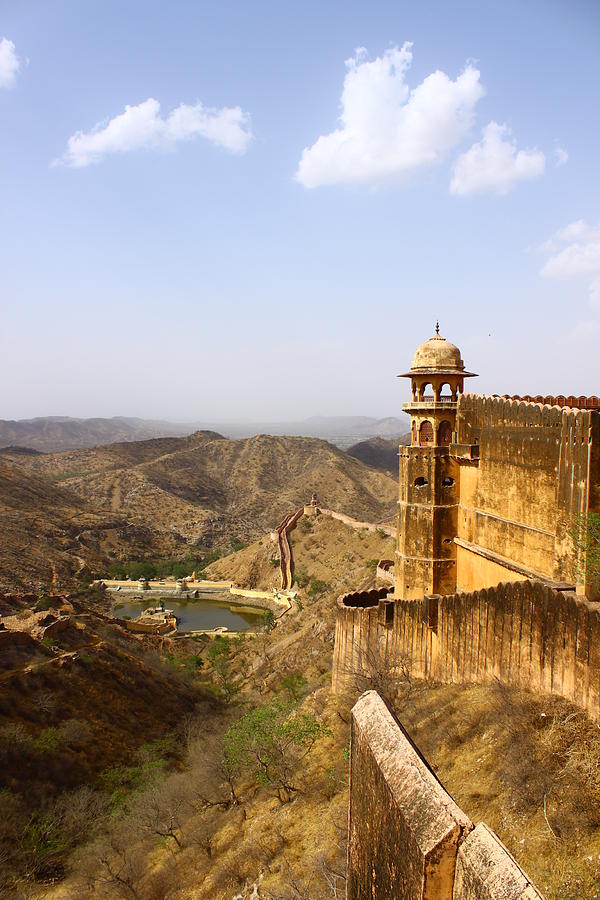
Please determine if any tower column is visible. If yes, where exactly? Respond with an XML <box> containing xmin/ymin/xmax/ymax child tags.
<box><xmin>394</xmin><ymin>326</ymin><xmax>477</xmax><ymax>600</ymax></box>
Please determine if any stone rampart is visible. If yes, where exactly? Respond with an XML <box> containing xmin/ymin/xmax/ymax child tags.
<box><xmin>120</xmin><ymin>618</ymin><xmax>175</xmax><ymax>636</ymax></box>
<box><xmin>453</xmin><ymin>823</ymin><xmax>542</xmax><ymax>899</ymax></box>
<box><xmin>376</xmin><ymin>559</ymin><xmax>395</xmax><ymax>585</ymax></box>
<box><xmin>319</xmin><ymin>508</ymin><xmax>396</xmax><ymax>537</ymax></box>
<box><xmin>333</xmin><ymin>580</ymin><xmax>600</xmax><ymax>723</ymax></box>
<box><xmin>502</xmin><ymin>393</ymin><xmax>600</xmax><ymax>409</ymax></box>
<box><xmin>348</xmin><ymin>692</ymin><xmax>542</xmax><ymax>900</ymax></box>
<box><xmin>274</xmin><ymin>507</ymin><xmax>304</xmax><ymax>589</ymax></box>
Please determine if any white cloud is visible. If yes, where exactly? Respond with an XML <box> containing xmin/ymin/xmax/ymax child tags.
<box><xmin>58</xmin><ymin>97</ymin><xmax>252</xmax><ymax>167</ymax></box>
<box><xmin>553</xmin><ymin>145</ymin><xmax>568</xmax><ymax>167</ymax></box>
<box><xmin>295</xmin><ymin>43</ymin><xmax>485</xmax><ymax>188</ymax></box>
<box><xmin>450</xmin><ymin>121</ymin><xmax>545</xmax><ymax>195</ymax></box>
<box><xmin>540</xmin><ymin>220</ymin><xmax>600</xmax><ymax>318</ymax></box>
<box><xmin>0</xmin><ymin>37</ymin><xmax>20</xmax><ymax>88</ymax></box>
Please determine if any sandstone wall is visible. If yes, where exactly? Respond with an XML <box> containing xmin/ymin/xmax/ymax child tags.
<box><xmin>319</xmin><ymin>507</ymin><xmax>396</xmax><ymax>537</ymax></box>
<box><xmin>503</xmin><ymin>393</ymin><xmax>600</xmax><ymax>409</ymax></box>
<box><xmin>347</xmin><ymin>692</ymin><xmax>543</xmax><ymax>899</ymax></box>
<box><xmin>274</xmin><ymin>507</ymin><xmax>304</xmax><ymax>589</ymax></box>
<box><xmin>454</xmin><ymin>395</ymin><xmax>599</xmax><ymax>597</ymax></box>
<box><xmin>333</xmin><ymin>580</ymin><xmax>600</xmax><ymax>723</ymax></box>
<box><xmin>376</xmin><ymin>559</ymin><xmax>395</xmax><ymax>585</ymax></box>
<box><xmin>348</xmin><ymin>691</ymin><xmax>471</xmax><ymax>899</ymax></box>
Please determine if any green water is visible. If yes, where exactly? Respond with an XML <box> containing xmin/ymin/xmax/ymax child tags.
<box><xmin>113</xmin><ymin>593</ymin><xmax>265</xmax><ymax>632</ymax></box>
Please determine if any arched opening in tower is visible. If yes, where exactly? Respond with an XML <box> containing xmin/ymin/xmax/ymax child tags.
<box><xmin>419</xmin><ymin>421</ymin><xmax>433</xmax><ymax>445</ymax></box>
<box><xmin>438</xmin><ymin>420</ymin><xmax>452</xmax><ymax>446</ymax></box>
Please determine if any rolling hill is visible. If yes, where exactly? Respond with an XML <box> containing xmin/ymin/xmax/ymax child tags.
<box><xmin>0</xmin><ymin>432</ymin><xmax>397</xmax><ymax>592</ymax></box>
<box><xmin>0</xmin><ymin>414</ymin><xmax>410</xmax><ymax>453</ymax></box>
<box><xmin>345</xmin><ymin>434</ymin><xmax>411</xmax><ymax>474</ymax></box>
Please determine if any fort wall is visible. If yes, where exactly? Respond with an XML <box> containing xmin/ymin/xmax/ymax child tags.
<box><xmin>333</xmin><ymin>580</ymin><xmax>600</xmax><ymax>723</ymax></box>
<box><xmin>376</xmin><ymin>559</ymin><xmax>395</xmax><ymax>585</ymax></box>
<box><xmin>454</xmin><ymin>394</ymin><xmax>599</xmax><ymax>598</ymax></box>
<box><xmin>273</xmin><ymin>508</ymin><xmax>304</xmax><ymax>590</ymax></box>
<box><xmin>318</xmin><ymin>507</ymin><xmax>396</xmax><ymax>537</ymax></box>
<box><xmin>502</xmin><ymin>393</ymin><xmax>600</xmax><ymax>409</ymax></box>
<box><xmin>348</xmin><ymin>692</ymin><xmax>542</xmax><ymax>899</ymax></box>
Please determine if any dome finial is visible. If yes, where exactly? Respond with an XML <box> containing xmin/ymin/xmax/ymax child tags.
<box><xmin>435</xmin><ymin>320</ymin><xmax>440</xmax><ymax>336</ymax></box>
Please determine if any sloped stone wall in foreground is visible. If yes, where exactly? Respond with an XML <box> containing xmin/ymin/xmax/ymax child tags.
<box><xmin>348</xmin><ymin>692</ymin><xmax>543</xmax><ymax>899</ymax></box>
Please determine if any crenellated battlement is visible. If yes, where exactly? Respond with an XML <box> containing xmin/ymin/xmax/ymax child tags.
<box><xmin>458</xmin><ymin>391</ymin><xmax>596</xmax><ymax>433</ymax></box>
<box><xmin>502</xmin><ymin>393</ymin><xmax>600</xmax><ymax>409</ymax></box>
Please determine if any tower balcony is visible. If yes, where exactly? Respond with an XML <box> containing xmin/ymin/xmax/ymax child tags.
<box><xmin>402</xmin><ymin>398</ymin><xmax>458</xmax><ymax>413</ymax></box>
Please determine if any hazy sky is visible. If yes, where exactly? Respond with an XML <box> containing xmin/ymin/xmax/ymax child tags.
<box><xmin>1</xmin><ymin>1</ymin><xmax>599</xmax><ymax>422</ymax></box>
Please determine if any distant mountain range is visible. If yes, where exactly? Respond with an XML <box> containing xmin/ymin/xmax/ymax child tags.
<box><xmin>0</xmin><ymin>414</ymin><xmax>409</xmax><ymax>453</ymax></box>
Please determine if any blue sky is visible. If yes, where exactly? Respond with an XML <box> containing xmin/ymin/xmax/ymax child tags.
<box><xmin>1</xmin><ymin>0</ymin><xmax>599</xmax><ymax>421</ymax></box>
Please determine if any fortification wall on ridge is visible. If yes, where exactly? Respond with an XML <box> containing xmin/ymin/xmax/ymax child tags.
<box><xmin>455</xmin><ymin>394</ymin><xmax>599</xmax><ymax>596</ymax></box>
<box><xmin>318</xmin><ymin>507</ymin><xmax>396</xmax><ymax>537</ymax></box>
<box><xmin>333</xmin><ymin>580</ymin><xmax>600</xmax><ymax>723</ymax></box>
<box><xmin>348</xmin><ymin>692</ymin><xmax>543</xmax><ymax>900</ymax></box>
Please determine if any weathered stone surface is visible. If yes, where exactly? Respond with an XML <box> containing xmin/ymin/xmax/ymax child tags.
<box><xmin>348</xmin><ymin>691</ymin><xmax>472</xmax><ymax>899</ymax></box>
<box><xmin>453</xmin><ymin>824</ymin><xmax>544</xmax><ymax>899</ymax></box>
<box><xmin>332</xmin><ymin>579</ymin><xmax>600</xmax><ymax>723</ymax></box>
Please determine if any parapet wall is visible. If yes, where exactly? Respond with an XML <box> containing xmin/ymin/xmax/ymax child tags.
<box><xmin>274</xmin><ymin>507</ymin><xmax>304</xmax><ymax>589</ymax></box>
<box><xmin>348</xmin><ymin>692</ymin><xmax>542</xmax><ymax>899</ymax></box>
<box><xmin>502</xmin><ymin>393</ymin><xmax>600</xmax><ymax>409</ymax></box>
<box><xmin>319</xmin><ymin>507</ymin><xmax>396</xmax><ymax>538</ymax></box>
<box><xmin>333</xmin><ymin>579</ymin><xmax>600</xmax><ymax>723</ymax></box>
<box><xmin>376</xmin><ymin>559</ymin><xmax>395</xmax><ymax>585</ymax></box>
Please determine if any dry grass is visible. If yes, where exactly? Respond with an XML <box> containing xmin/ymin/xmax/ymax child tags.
<box><xmin>397</xmin><ymin>680</ymin><xmax>600</xmax><ymax>899</ymax></box>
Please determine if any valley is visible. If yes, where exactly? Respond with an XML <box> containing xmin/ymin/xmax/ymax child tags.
<box><xmin>0</xmin><ymin>432</ymin><xmax>397</xmax><ymax>594</ymax></box>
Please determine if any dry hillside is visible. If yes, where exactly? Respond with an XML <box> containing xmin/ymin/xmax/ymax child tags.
<box><xmin>19</xmin><ymin>516</ymin><xmax>600</xmax><ymax>900</ymax></box>
<box><xmin>0</xmin><ymin>433</ymin><xmax>397</xmax><ymax>592</ymax></box>
<box><xmin>345</xmin><ymin>434</ymin><xmax>411</xmax><ymax>474</ymax></box>
<box><xmin>205</xmin><ymin>511</ymin><xmax>395</xmax><ymax>594</ymax></box>
<box><xmin>0</xmin><ymin>457</ymin><xmax>174</xmax><ymax>593</ymax></box>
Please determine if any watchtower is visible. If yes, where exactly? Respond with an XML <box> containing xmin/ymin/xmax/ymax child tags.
<box><xmin>394</xmin><ymin>326</ymin><xmax>477</xmax><ymax>599</ymax></box>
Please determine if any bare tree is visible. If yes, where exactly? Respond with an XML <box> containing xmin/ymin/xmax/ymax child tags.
<box><xmin>130</xmin><ymin>778</ymin><xmax>187</xmax><ymax>849</ymax></box>
<box><xmin>342</xmin><ymin>640</ymin><xmax>413</xmax><ymax>712</ymax></box>
<box><xmin>83</xmin><ymin>830</ymin><xmax>147</xmax><ymax>899</ymax></box>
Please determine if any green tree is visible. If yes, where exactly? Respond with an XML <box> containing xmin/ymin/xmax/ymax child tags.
<box><xmin>280</xmin><ymin>672</ymin><xmax>307</xmax><ymax>702</ymax></box>
<box><xmin>570</xmin><ymin>511</ymin><xmax>600</xmax><ymax>590</ymax></box>
<box><xmin>308</xmin><ymin>577</ymin><xmax>328</xmax><ymax>597</ymax></box>
<box><xmin>207</xmin><ymin>637</ymin><xmax>239</xmax><ymax>703</ymax></box>
<box><xmin>261</xmin><ymin>609</ymin><xmax>275</xmax><ymax>631</ymax></box>
<box><xmin>222</xmin><ymin>699</ymin><xmax>329</xmax><ymax>802</ymax></box>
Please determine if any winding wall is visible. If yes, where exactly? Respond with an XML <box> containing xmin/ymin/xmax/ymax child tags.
<box><xmin>318</xmin><ymin>507</ymin><xmax>395</xmax><ymax>537</ymax></box>
<box><xmin>273</xmin><ymin>508</ymin><xmax>304</xmax><ymax>590</ymax></box>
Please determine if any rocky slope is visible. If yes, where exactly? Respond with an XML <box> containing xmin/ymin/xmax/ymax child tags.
<box><xmin>345</xmin><ymin>434</ymin><xmax>411</xmax><ymax>474</ymax></box>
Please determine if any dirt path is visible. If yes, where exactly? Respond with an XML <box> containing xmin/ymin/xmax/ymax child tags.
<box><xmin>0</xmin><ymin>649</ymin><xmax>82</xmax><ymax>683</ymax></box>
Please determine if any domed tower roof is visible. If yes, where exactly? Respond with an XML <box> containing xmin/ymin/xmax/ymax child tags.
<box><xmin>400</xmin><ymin>324</ymin><xmax>477</xmax><ymax>378</ymax></box>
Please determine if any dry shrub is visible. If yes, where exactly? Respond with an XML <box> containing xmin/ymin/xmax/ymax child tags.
<box><xmin>483</xmin><ymin>682</ymin><xmax>600</xmax><ymax>836</ymax></box>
